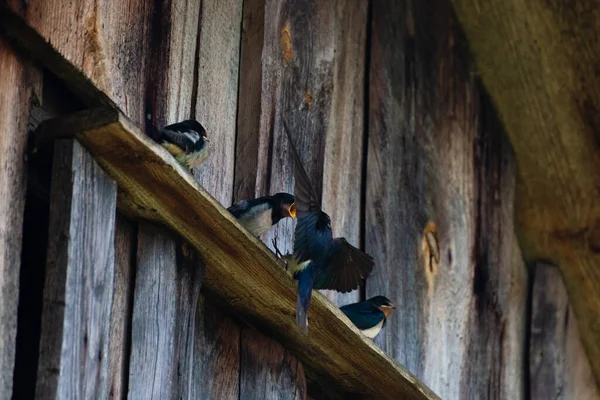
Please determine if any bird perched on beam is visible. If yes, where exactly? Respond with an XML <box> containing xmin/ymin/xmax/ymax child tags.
<box><xmin>228</xmin><ymin>193</ymin><xmax>296</xmax><ymax>237</ymax></box>
<box><xmin>340</xmin><ymin>296</ymin><xmax>395</xmax><ymax>339</ymax></box>
<box><xmin>282</xmin><ymin>123</ymin><xmax>374</xmax><ymax>334</ymax></box>
<box><xmin>155</xmin><ymin>119</ymin><xmax>209</xmax><ymax>170</ymax></box>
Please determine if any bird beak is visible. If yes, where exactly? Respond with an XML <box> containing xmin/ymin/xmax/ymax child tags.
<box><xmin>203</xmin><ymin>135</ymin><xmax>209</xmax><ymax>142</ymax></box>
<box><xmin>287</xmin><ymin>203</ymin><xmax>296</xmax><ymax>219</ymax></box>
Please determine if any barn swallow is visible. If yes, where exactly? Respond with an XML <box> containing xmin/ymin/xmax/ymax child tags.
<box><xmin>340</xmin><ymin>296</ymin><xmax>395</xmax><ymax>339</ymax></box>
<box><xmin>228</xmin><ymin>193</ymin><xmax>296</xmax><ymax>237</ymax></box>
<box><xmin>283</xmin><ymin>123</ymin><xmax>375</xmax><ymax>334</ymax></box>
<box><xmin>157</xmin><ymin>120</ymin><xmax>209</xmax><ymax>169</ymax></box>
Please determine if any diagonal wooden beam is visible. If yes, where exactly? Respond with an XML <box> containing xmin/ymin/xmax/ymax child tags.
<box><xmin>32</xmin><ymin>107</ymin><xmax>439</xmax><ymax>400</ymax></box>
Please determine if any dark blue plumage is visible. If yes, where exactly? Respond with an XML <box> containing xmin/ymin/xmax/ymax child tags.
<box><xmin>228</xmin><ymin>193</ymin><xmax>295</xmax><ymax>237</ymax></box>
<box><xmin>283</xmin><ymin>123</ymin><xmax>375</xmax><ymax>334</ymax></box>
<box><xmin>340</xmin><ymin>296</ymin><xmax>395</xmax><ymax>339</ymax></box>
<box><xmin>158</xmin><ymin>119</ymin><xmax>209</xmax><ymax>169</ymax></box>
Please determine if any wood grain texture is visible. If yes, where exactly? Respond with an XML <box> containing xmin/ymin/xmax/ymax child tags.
<box><xmin>240</xmin><ymin>328</ymin><xmax>306</xmax><ymax>400</ymax></box>
<box><xmin>235</xmin><ymin>2</ymin><xmax>308</xmax><ymax>397</ymax></box>
<box><xmin>109</xmin><ymin>215</ymin><xmax>135</xmax><ymax>400</ymax></box>
<box><xmin>449</xmin><ymin>0</ymin><xmax>600</xmax><ymax>381</ymax></box>
<box><xmin>530</xmin><ymin>263</ymin><xmax>600</xmax><ymax>400</ymax></box>
<box><xmin>320</xmin><ymin>0</ymin><xmax>368</xmax><ymax>306</ymax></box>
<box><xmin>258</xmin><ymin>0</ymin><xmax>367</xmax><ymax>306</ymax></box>
<box><xmin>234</xmin><ymin>0</ymin><xmax>265</xmax><ymax>202</ymax></box>
<box><xmin>32</xmin><ymin>108</ymin><xmax>439</xmax><ymax>399</ymax></box>
<box><xmin>0</xmin><ymin>35</ymin><xmax>32</xmax><ymax>400</ymax></box>
<box><xmin>366</xmin><ymin>1</ymin><xmax>527</xmax><ymax>398</ymax></box>
<box><xmin>192</xmin><ymin>0</ymin><xmax>243</xmax><ymax>206</ymax></box>
<box><xmin>36</xmin><ymin>139</ymin><xmax>117</xmax><ymax>399</ymax></box>
<box><xmin>128</xmin><ymin>222</ymin><xmax>178</xmax><ymax>400</ymax></box>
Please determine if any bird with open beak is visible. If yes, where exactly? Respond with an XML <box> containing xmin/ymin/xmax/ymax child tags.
<box><xmin>282</xmin><ymin>123</ymin><xmax>375</xmax><ymax>334</ymax></box>
<box><xmin>157</xmin><ymin>119</ymin><xmax>209</xmax><ymax>170</ymax></box>
<box><xmin>339</xmin><ymin>296</ymin><xmax>395</xmax><ymax>339</ymax></box>
<box><xmin>228</xmin><ymin>193</ymin><xmax>296</xmax><ymax>237</ymax></box>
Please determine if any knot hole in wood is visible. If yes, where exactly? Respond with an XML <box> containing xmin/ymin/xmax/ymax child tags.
<box><xmin>422</xmin><ymin>221</ymin><xmax>440</xmax><ymax>295</ymax></box>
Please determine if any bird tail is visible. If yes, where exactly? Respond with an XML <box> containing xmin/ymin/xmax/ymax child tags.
<box><xmin>296</xmin><ymin>266</ymin><xmax>315</xmax><ymax>335</ymax></box>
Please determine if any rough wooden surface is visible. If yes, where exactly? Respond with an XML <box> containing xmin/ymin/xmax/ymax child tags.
<box><xmin>319</xmin><ymin>0</ymin><xmax>368</xmax><ymax>306</ymax></box>
<box><xmin>0</xmin><ymin>35</ymin><xmax>32</xmax><ymax>400</ymax></box>
<box><xmin>109</xmin><ymin>215</ymin><xmax>135</xmax><ymax>400</ymax></box>
<box><xmin>234</xmin><ymin>0</ymin><xmax>264</xmax><ymax>203</ymax></box>
<box><xmin>530</xmin><ymin>263</ymin><xmax>600</xmax><ymax>400</ymax></box>
<box><xmin>128</xmin><ymin>222</ymin><xmax>178</xmax><ymax>400</ymax></box>
<box><xmin>258</xmin><ymin>0</ymin><xmax>367</xmax><ymax>306</ymax></box>
<box><xmin>36</xmin><ymin>139</ymin><xmax>117</xmax><ymax>399</ymax></box>
<box><xmin>450</xmin><ymin>0</ymin><xmax>600</xmax><ymax>382</ymax></box>
<box><xmin>366</xmin><ymin>1</ymin><xmax>526</xmax><ymax>398</ymax></box>
<box><xmin>33</xmin><ymin>108</ymin><xmax>439</xmax><ymax>399</ymax></box>
<box><xmin>192</xmin><ymin>0</ymin><xmax>242</xmax><ymax>206</ymax></box>
<box><xmin>240</xmin><ymin>328</ymin><xmax>307</xmax><ymax>400</ymax></box>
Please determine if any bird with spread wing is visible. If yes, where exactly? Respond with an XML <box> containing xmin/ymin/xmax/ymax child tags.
<box><xmin>282</xmin><ymin>122</ymin><xmax>375</xmax><ymax>334</ymax></box>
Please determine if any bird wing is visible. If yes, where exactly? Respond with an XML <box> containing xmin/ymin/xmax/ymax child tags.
<box><xmin>282</xmin><ymin>121</ymin><xmax>321</xmax><ymax>218</ymax></box>
<box><xmin>161</xmin><ymin>123</ymin><xmax>201</xmax><ymax>153</ymax></box>
<box><xmin>227</xmin><ymin>200</ymin><xmax>249</xmax><ymax>218</ymax></box>
<box><xmin>339</xmin><ymin>303</ymin><xmax>383</xmax><ymax>330</ymax></box>
<box><xmin>293</xmin><ymin>211</ymin><xmax>332</xmax><ymax>264</ymax></box>
<box><xmin>313</xmin><ymin>238</ymin><xmax>375</xmax><ymax>293</ymax></box>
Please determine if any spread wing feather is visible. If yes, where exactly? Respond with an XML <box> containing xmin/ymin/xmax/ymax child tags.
<box><xmin>282</xmin><ymin>122</ymin><xmax>321</xmax><ymax>218</ymax></box>
<box><xmin>313</xmin><ymin>238</ymin><xmax>374</xmax><ymax>292</ymax></box>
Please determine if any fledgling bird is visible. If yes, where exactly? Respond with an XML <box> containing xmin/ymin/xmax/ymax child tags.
<box><xmin>157</xmin><ymin>120</ymin><xmax>209</xmax><ymax>169</ymax></box>
<box><xmin>283</xmin><ymin>123</ymin><xmax>375</xmax><ymax>334</ymax></box>
<box><xmin>228</xmin><ymin>193</ymin><xmax>296</xmax><ymax>237</ymax></box>
<box><xmin>340</xmin><ymin>296</ymin><xmax>395</xmax><ymax>339</ymax></box>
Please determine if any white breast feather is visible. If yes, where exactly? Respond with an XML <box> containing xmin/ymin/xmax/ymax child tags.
<box><xmin>238</xmin><ymin>202</ymin><xmax>273</xmax><ymax>236</ymax></box>
<box><xmin>361</xmin><ymin>319</ymin><xmax>384</xmax><ymax>339</ymax></box>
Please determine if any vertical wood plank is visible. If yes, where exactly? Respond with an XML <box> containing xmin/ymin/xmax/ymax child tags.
<box><xmin>530</xmin><ymin>263</ymin><xmax>600</xmax><ymax>400</ymax></box>
<box><xmin>0</xmin><ymin>35</ymin><xmax>32</xmax><ymax>400</ymax></box>
<box><xmin>193</xmin><ymin>0</ymin><xmax>243</xmax><ymax>206</ymax></box>
<box><xmin>36</xmin><ymin>139</ymin><xmax>117</xmax><ymax>399</ymax></box>
<box><xmin>108</xmin><ymin>215</ymin><xmax>135</xmax><ymax>399</ymax></box>
<box><xmin>259</xmin><ymin>0</ymin><xmax>369</xmax><ymax>307</ymax></box>
<box><xmin>240</xmin><ymin>328</ymin><xmax>306</xmax><ymax>400</ymax></box>
<box><xmin>128</xmin><ymin>222</ymin><xmax>177</xmax><ymax>400</ymax></box>
<box><xmin>320</xmin><ymin>0</ymin><xmax>368</xmax><ymax>306</ymax></box>
<box><xmin>235</xmin><ymin>1</ymin><xmax>307</xmax><ymax>396</ymax></box>
<box><xmin>234</xmin><ymin>0</ymin><xmax>265</xmax><ymax>201</ymax></box>
<box><xmin>366</xmin><ymin>1</ymin><xmax>527</xmax><ymax>398</ymax></box>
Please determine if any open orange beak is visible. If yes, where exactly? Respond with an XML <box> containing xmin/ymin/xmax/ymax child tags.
<box><xmin>287</xmin><ymin>203</ymin><xmax>296</xmax><ymax>219</ymax></box>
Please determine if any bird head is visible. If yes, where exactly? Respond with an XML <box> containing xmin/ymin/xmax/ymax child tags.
<box><xmin>272</xmin><ymin>192</ymin><xmax>296</xmax><ymax>219</ymax></box>
<box><xmin>368</xmin><ymin>296</ymin><xmax>395</xmax><ymax>318</ymax></box>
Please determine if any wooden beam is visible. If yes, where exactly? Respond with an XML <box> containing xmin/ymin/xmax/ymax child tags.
<box><xmin>0</xmin><ymin>34</ymin><xmax>33</xmax><ymax>400</ymax></box>
<box><xmin>367</xmin><ymin>1</ymin><xmax>527</xmax><ymax>398</ymax></box>
<box><xmin>32</xmin><ymin>107</ymin><xmax>439</xmax><ymax>400</ymax></box>
<box><xmin>450</xmin><ymin>0</ymin><xmax>600</xmax><ymax>382</ymax></box>
<box><xmin>36</xmin><ymin>139</ymin><xmax>117</xmax><ymax>399</ymax></box>
<box><xmin>530</xmin><ymin>263</ymin><xmax>600</xmax><ymax>399</ymax></box>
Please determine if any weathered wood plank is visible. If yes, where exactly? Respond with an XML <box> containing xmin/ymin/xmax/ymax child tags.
<box><xmin>530</xmin><ymin>263</ymin><xmax>600</xmax><ymax>400</ymax></box>
<box><xmin>36</xmin><ymin>139</ymin><xmax>117</xmax><ymax>399</ymax></box>
<box><xmin>366</xmin><ymin>1</ymin><xmax>527</xmax><ymax>398</ymax></box>
<box><xmin>240</xmin><ymin>328</ymin><xmax>306</xmax><ymax>400</ymax></box>
<box><xmin>449</xmin><ymin>0</ymin><xmax>600</xmax><ymax>381</ymax></box>
<box><xmin>33</xmin><ymin>108</ymin><xmax>439</xmax><ymax>399</ymax></box>
<box><xmin>320</xmin><ymin>0</ymin><xmax>368</xmax><ymax>306</ymax></box>
<box><xmin>234</xmin><ymin>0</ymin><xmax>264</xmax><ymax>202</ymax></box>
<box><xmin>235</xmin><ymin>2</ymin><xmax>308</xmax><ymax>397</ymax></box>
<box><xmin>108</xmin><ymin>215</ymin><xmax>135</xmax><ymax>400</ymax></box>
<box><xmin>128</xmin><ymin>222</ymin><xmax>178</xmax><ymax>400</ymax></box>
<box><xmin>192</xmin><ymin>0</ymin><xmax>243</xmax><ymax>206</ymax></box>
<box><xmin>259</xmin><ymin>0</ymin><xmax>367</xmax><ymax>306</ymax></box>
<box><xmin>0</xmin><ymin>35</ymin><xmax>32</xmax><ymax>400</ymax></box>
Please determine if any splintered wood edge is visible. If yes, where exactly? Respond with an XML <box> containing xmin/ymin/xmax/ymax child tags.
<box><xmin>33</xmin><ymin>107</ymin><xmax>439</xmax><ymax>400</ymax></box>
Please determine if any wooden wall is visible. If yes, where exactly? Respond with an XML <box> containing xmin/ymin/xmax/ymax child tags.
<box><xmin>1</xmin><ymin>0</ymin><xmax>599</xmax><ymax>400</ymax></box>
